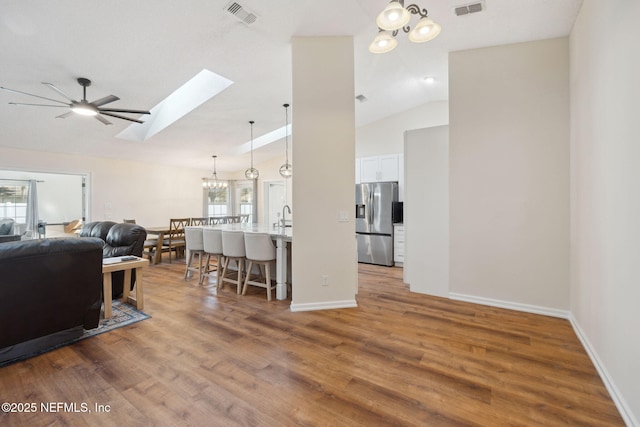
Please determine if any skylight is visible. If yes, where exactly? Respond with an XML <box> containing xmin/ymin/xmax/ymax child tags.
<box><xmin>116</xmin><ymin>69</ymin><xmax>233</xmax><ymax>142</ymax></box>
<box><xmin>230</xmin><ymin>123</ymin><xmax>292</xmax><ymax>155</ymax></box>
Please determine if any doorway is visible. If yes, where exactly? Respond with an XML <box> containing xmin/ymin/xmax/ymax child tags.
<box><xmin>263</xmin><ymin>180</ymin><xmax>285</xmax><ymax>228</ymax></box>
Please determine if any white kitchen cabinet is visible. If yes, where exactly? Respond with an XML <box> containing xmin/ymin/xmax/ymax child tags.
<box><xmin>355</xmin><ymin>158</ymin><xmax>361</xmax><ymax>184</ymax></box>
<box><xmin>359</xmin><ymin>154</ymin><xmax>400</xmax><ymax>183</ymax></box>
<box><xmin>393</xmin><ymin>224</ymin><xmax>404</xmax><ymax>266</ymax></box>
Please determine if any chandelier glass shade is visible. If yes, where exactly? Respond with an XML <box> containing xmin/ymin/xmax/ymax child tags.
<box><xmin>279</xmin><ymin>103</ymin><xmax>292</xmax><ymax>179</ymax></box>
<box><xmin>202</xmin><ymin>155</ymin><xmax>227</xmax><ymax>189</ymax></box>
<box><xmin>369</xmin><ymin>1</ymin><xmax>440</xmax><ymax>54</ymax></box>
<box><xmin>245</xmin><ymin>120</ymin><xmax>259</xmax><ymax>179</ymax></box>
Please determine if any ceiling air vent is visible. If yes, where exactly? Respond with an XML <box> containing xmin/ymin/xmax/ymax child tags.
<box><xmin>454</xmin><ymin>1</ymin><xmax>485</xmax><ymax>16</ymax></box>
<box><xmin>224</xmin><ymin>1</ymin><xmax>258</xmax><ymax>25</ymax></box>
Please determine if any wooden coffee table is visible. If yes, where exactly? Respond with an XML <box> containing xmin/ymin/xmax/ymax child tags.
<box><xmin>102</xmin><ymin>256</ymin><xmax>149</xmax><ymax>318</ymax></box>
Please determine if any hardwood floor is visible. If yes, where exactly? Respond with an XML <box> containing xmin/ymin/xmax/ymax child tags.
<box><xmin>0</xmin><ymin>262</ymin><xmax>623</xmax><ymax>426</ymax></box>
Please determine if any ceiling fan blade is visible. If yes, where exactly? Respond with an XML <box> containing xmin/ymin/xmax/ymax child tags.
<box><xmin>56</xmin><ymin>111</ymin><xmax>74</xmax><ymax>119</ymax></box>
<box><xmin>9</xmin><ymin>102</ymin><xmax>69</xmax><ymax>108</ymax></box>
<box><xmin>99</xmin><ymin>108</ymin><xmax>150</xmax><ymax>115</ymax></box>
<box><xmin>99</xmin><ymin>111</ymin><xmax>144</xmax><ymax>124</ymax></box>
<box><xmin>42</xmin><ymin>82</ymin><xmax>76</xmax><ymax>102</ymax></box>
<box><xmin>1</xmin><ymin>86</ymin><xmax>70</xmax><ymax>105</ymax></box>
<box><xmin>91</xmin><ymin>95</ymin><xmax>119</xmax><ymax>107</ymax></box>
<box><xmin>95</xmin><ymin>115</ymin><xmax>112</xmax><ymax>125</ymax></box>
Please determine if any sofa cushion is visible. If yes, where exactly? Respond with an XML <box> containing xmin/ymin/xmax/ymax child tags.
<box><xmin>0</xmin><ymin>219</ymin><xmax>14</xmax><ymax>236</ymax></box>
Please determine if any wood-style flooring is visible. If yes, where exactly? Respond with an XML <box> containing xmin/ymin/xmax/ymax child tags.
<box><xmin>0</xmin><ymin>261</ymin><xmax>623</xmax><ymax>426</ymax></box>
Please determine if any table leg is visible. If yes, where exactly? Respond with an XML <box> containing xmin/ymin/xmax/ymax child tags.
<box><xmin>127</xmin><ymin>267</ymin><xmax>145</xmax><ymax>310</ymax></box>
<box><xmin>276</xmin><ymin>237</ymin><xmax>287</xmax><ymax>300</ymax></box>
<box><xmin>103</xmin><ymin>272</ymin><xmax>113</xmax><ymax>318</ymax></box>
<box><xmin>123</xmin><ymin>269</ymin><xmax>132</xmax><ymax>303</ymax></box>
<box><xmin>154</xmin><ymin>232</ymin><xmax>164</xmax><ymax>265</ymax></box>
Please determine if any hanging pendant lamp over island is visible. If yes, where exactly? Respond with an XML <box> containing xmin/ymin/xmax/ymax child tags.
<box><xmin>245</xmin><ymin>120</ymin><xmax>259</xmax><ymax>179</ymax></box>
<box><xmin>369</xmin><ymin>0</ymin><xmax>441</xmax><ymax>54</ymax></box>
<box><xmin>279</xmin><ymin>103</ymin><xmax>292</xmax><ymax>179</ymax></box>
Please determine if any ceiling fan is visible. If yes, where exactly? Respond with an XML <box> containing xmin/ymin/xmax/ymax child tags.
<box><xmin>0</xmin><ymin>77</ymin><xmax>150</xmax><ymax>125</ymax></box>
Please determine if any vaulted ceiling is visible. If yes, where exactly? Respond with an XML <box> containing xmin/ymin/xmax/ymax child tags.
<box><xmin>0</xmin><ymin>0</ymin><xmax>583</xmax><ymax>172</ymax></box>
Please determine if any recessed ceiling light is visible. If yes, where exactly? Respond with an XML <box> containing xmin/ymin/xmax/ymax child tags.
<box><xmin>423</xmin><ymin>76</ymin><xmax>436</xmax><ymax>84</ymax></box>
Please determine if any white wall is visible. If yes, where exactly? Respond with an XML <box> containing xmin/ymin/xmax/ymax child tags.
<box><xmin>290</xmin><ymin>36</ymin><xmax>357</xmax><ymax>311</ymax></box>
<box><xmin>404</xmin><ymin>125</ymin><xmax>449</xmax><ymax>297</ymax></box>
<box><xmin>356</xmin><ymin>101</ymin><xmax>449</xmax><ymax>157</ymax></box>
<box><xmin>0</xmin><ymin>146</ymin><xmax>209</xmax><ymax>227</ymax></box>
<box><xmin>570</xmin><ymin>1</ymin><xmax>640</xmax><ymax>424</ymax></box>
<box><xmin>449</xmin><ymin>38</ymin><xmax>570</xmax><ymax>313</ymax></box>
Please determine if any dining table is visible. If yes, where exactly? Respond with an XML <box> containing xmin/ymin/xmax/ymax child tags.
<box><xmin>143</xmin><ymin>225</ymin><xmax>171</xmax><ymax>265</ymax></box>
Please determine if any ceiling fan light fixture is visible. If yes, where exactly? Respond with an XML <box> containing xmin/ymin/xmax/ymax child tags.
<box><xmin>376</xmin><ymin>1</ymin><xmax>411</xmax><ymax>31</ymax></box>
<box><xmin>408</xmin><ymin>17</ymin><xmax>441</xmax><ymax>43</ymax></box>
<box><xmin>71</xmin><ymin>102</ymin><xmax>98</xmax><ymax>116</ymax></box>
<box><xmin>369</xmin><ymin>31</ymin><xmax>398</xmax><ymax>54</ymax></box>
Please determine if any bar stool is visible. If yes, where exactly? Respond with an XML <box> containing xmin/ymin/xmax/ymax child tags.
<box><xmin>243</xmin><ymin>232</ymin><xmax>277</xmax><ymax>301</ymax></box>
<box><xmin>184</xmin><ymin>226</ymin><xmax>205</xmax><ymax>282</ymax></box>
<box><xmin>220</xmin><ymin>230</ymin><xmax>246</xmax><ymax>294</ymax></box>
<box><xmin>201</xmin><ymin>228</ymin><xmax>224</xmax><ymax>286</ymax></box>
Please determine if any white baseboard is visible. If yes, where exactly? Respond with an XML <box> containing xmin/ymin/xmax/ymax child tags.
<box><xmin>448</xmin><ymin>292</ymin><xmax>570</xmax><ymax>319</ymax></box>
<box><xmin>569</xmin><ymin>314</ymin><xmax>638</xmax><ymax>427</ymax></box>
<box><xmin>448</xmin><ymin>292</ymin><xmax>636</xmax><ymax>426</ymax></box>
<box><xmin>290</xmin><ymin>299</ymin><xmax>357</xmax><ymax>312</ymax></box>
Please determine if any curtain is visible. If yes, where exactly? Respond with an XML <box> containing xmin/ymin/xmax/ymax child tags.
<box><xmin>25</xmin><ymin>180</ymin><xmax>39</xmax><ymax>239</ymax></box>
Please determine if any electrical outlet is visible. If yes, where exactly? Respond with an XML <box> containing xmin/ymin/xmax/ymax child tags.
<box><xmin>321</xmin><ymin>275</ymin><xmax>329</xmax><ymax>286</ymax></box>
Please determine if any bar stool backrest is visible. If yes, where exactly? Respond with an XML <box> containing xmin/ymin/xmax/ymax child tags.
<box><xmin>221</xmin><ymin>230</ymin><xmax>246</xmax><ymax>258</ymax></box>
<box><xmin>203</xmin><ymin>228</ymin><xmax>223</xmax><ymax>255</ymax></box>
<box><xmin>244</xmin><ymin>232</ymin><xmax>276</xmax><ymax>262</ymax></box>
<box><xmin>185</xmin><ymin>226</ymin><xmax>204</xmax><ymax>251</ymax></box>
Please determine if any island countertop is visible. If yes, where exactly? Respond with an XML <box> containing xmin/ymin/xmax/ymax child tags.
<box><xmin>201</xmin><ymin>223</ymin><xmax>292</xmax><ymax>241</ymax></box>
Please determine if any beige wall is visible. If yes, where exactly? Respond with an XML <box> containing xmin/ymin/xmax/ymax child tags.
<box><xmin>404</xmin><ymin>125</ymin><xmax>449</xmax><ymax>297</ymax></box>
<box><xmin>449</xmin><ymin>38</ymin><xmax>570</xmax><ymax>312</ymax></box>
<box><xmin>356</xmin><ymin>101</ymin><xmax>449</xmax><ymax>157</ymax></box>
<box><xmin>0</xmin><ymin>146</ymin><xmax>210</xmax><ymax>227</ymax></box>
<box><xmin>290</xmin><ymin>36</ymin><xmax>357</xmax><ymax>310</ymax></box>
<box><xmin>570</xmin><ymin>0</ymin><xmax>640</xmax><ymax>423</ymax></box>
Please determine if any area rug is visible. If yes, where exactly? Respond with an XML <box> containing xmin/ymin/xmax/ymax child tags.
<box><xmin>0</xmin><ymin>301</ymin><xmax>150</xmax><ymax>367</ymax></box>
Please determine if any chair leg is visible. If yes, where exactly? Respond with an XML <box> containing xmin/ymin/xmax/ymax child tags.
<box><xmin>184</xmin><ymin>251</ymin><xmax>194</xmax><ymax>279</ymax></box>
<box><xmin>200</xmin><ymin>253</ymin><xmax>211</xmax><ymax>285</ymax></box>
<box><xmin>265</xmin><ymin>263</ymin><xmax>272</xmax><ymax>301</ymax></box>
<box><xmin>219</xmin><ymin>257</ymin><xmax>230</xmax><ymax>290</ymax></box>
<box><xmin>236</xmin><ymin>258</ymin><xmax>243</xmax><ymax>294</ymax></box>
<box><xmin>242</xmin><ymin>260</ymin><xmax>253</xmax><ymax>296</ymax></box>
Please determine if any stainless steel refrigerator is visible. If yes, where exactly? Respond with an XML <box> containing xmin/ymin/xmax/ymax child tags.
<box><xmin>355</xmin><ymin>182</ymin><xmax>398</xmax><ymax>266</ymax></box>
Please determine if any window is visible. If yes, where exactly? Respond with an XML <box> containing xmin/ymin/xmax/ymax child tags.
<box><xmin>0</xmin><ymin>183</ymin><xmax>28</xmax><ymax>223</ymax></box>
<box><xmin>206</xmin><ymin>186</ymin><xmax>229</xmax><ymax>217</ymax></box>
<box><xmin>203</xmin><ymin>179</ymin><xmax>257</xmax><ymax>223</ymax></box>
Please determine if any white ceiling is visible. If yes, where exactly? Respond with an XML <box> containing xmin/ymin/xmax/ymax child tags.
<box><xmin>0</xmin><ymin>0</ymin><xmax>583</xmax><ymax>173</ymax></box>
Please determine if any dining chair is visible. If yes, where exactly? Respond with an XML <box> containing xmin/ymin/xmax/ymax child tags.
<box><xmin>190</xmin><ymin>217</ymin><xmax>208</xmax><ymax>226</ymax></box>
<box><xmin>242</xmin><ymin>232</ymin><xmax>277</xmax><ymax>301</ymax></box>
<box><xmin>201</xmin><ymin>228</ymin><xmax>224</xmax><ymax>286</ymax></box>
<box><xmin>239</xmin><ymin>214</ymin><xmax>250</xmax><ymax>223</ymax></box>
<box><xmin>184</xmin><ymin>226</ymin><xmax>206</xmax><ymax>282</ymax></box>
<box><xmin>228</xmin><ymin>215</ymin><xmax>241</xmax><ymax>224</ymax></box>
<box><xmin>209</xmin><ymin>216</ymin><xmax>224</xmax><ymax>225</ymax></box>
<box><xmin>162</xmin><ymin>218</ymin><xmax>190</xmax><ymax>263</ymax></box>
<box><xmin>220</xmin><ymin>230</ymin><xmax>246</xmax><ymax>294</ymax></box>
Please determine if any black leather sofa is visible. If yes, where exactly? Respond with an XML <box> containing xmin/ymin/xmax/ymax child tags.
<box><xmin>79</xmin><ymin>221</ymin><xmax>147</xmax><ymax>298</ymax></box>
<box><xmin>0</xmin><ymin>237</ymin><xmax>104</xmax><ymax>365</ymax></box>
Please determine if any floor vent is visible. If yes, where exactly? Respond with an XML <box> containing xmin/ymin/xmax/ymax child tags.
<box><xmin>454</xmin><ymin>1</ymin><xmax>485</xmax><ymax>16</ymax></box>
<box><xmin>224</xmin><ymin>1</ymin><xmax>258</xmax><ymax>25</ymax></box>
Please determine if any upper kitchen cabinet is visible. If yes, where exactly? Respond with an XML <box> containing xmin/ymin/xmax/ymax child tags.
<box><xmin>360</xmin><ymin>154</ymin><xmax>400</xmax><ymax>182</ymax></box>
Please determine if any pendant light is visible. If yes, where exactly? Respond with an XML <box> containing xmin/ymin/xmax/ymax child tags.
<box><xmin>202</xmin><ymin>155</ymin><xmax>227</xmax><ymax>188</ymax></box>
<box><xmin>279</xmin><ymin>103</ymin><xmax>292</xmax><ymax>178</ymax></box>
<box><xmin>245</xmin><ymin>120</ymin><xmax>259</xmax><ymax>179</ymax></box>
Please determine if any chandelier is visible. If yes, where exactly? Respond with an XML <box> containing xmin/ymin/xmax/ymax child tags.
<box><xmin>202</xmin><ymin>155</ymin><xmax>228</xmax><ymax>189</ymax></box>
<box><xmin>369</xmin><ymin>1</ymin><xmax>441</xmax><ymax>54</ymax></box>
